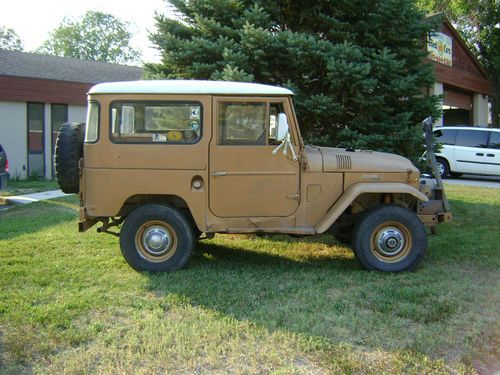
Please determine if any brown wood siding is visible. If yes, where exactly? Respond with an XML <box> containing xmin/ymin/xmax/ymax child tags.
<box><xmin>431</xmin><ymin>23</ymin><xmax>493</xmax><ymax>96</ymax></box>
<box><xmin>443</xmin><ymin>87</ymin><xmax>472</xmax><ymax>109</ymax></box>
<box><xmin>441</xmin><ymin>23</ymin><xmax>483</xmax><ymax>76</ymax></box>
<box><xmin>0</xmin><ymin>75</ymin><xmax>92</xmax><ymax>105</ymax></box>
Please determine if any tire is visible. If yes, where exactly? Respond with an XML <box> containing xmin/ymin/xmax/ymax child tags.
<box><xmin>436</xmin><ymin>157</ymin><xmax>449</xmax><ymax>179</ymax></box>
<box><xmin>55</xmin><ymin>122</ymin><xmax>84</xmax><ymax>193</ymax></box>
<box><xmin>352</xmin><ymin>205</ymin><xmax>427</xmax><ymax>272</ymax></box>
<box><xmin>119</xmin><ymin>205</ymin><xmax>195</xmax><ymax>272</ymax></box>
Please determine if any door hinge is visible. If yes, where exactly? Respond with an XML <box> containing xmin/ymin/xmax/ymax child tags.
<box><xmin>286</xmin><ymin>193</ymin><xmax>300</xmax><ymax>200</ymax></box>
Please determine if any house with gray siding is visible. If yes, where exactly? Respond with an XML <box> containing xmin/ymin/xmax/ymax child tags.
<box><xmin>0</xmin><ymin>50</ymin><xmax>143</xmax><ymax>179</ymax></box>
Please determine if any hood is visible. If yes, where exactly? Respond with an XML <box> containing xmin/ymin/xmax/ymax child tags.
<box><xmin>305</xmin><ymin>145</ymin><xmax>419</xmax><ymax>173</ymax></box>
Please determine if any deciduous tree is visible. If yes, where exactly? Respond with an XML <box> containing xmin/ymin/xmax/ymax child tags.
<box><xmin>38</xmin><ymin>11</ymin><xmax>140</xmax><ymax>64</ymax></box>
<box><xmin>0</xmin><ymin>26</ymin><xmax>23</xmax><ymax>51</ymax></box>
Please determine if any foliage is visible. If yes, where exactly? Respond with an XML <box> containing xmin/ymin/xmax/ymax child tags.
<box><xmin>37</xmin><ymin>11</ymin><xmax>141</xmax><ymax>64</ymax></box>
<box><xmin>417</xmin><ymin>0</ymin><xmax>500</xmax><ymax>126</ymax></box>
<box><xmin>147</xmin><ymin>0</ymin><xmax>441</xmax><ymax>161</ymax></box>
<box><xmin>0</xmin><ymin>25</ymin><xmax>23</xmax><ymax>51</ymax></box>
<box><xmin>0</xmin><ymin>186</ymin><xmax>499</xmax><ymax>372</ymax></box>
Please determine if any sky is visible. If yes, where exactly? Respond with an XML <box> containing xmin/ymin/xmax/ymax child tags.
<box><xmin>0</xmin><ymin>0</ymin><xmax>174</xmax><ymax>64</ymax></box>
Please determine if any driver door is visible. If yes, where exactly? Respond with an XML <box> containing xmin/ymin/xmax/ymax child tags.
<box><xmin>209</xmin><ymin>97</ymin><xmax>300</xmax><ymax>218</ymax></box>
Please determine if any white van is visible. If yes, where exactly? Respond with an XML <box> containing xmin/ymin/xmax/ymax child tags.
<box><xmin>433</xmin><ymin>126</ymin><xmax>500</xmax><ymax>178</ymax></box>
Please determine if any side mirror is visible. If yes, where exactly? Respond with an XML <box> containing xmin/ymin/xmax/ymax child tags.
<box><xmin>276</xmin><ymin>113</ymin><xmax>289</xmax><ymax>141</ymax></box>
<box><xmin>272</xmin><ymin>113</ymin><xmax>298</xmax><ymax>161</ymax></box>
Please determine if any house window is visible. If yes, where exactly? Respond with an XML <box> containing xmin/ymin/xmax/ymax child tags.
<box><xmin>27</xmin><ymin>103</ymin><xmax>45</xmax><ymax>178</ymax></box>
<box><xmin>51</xmin><ymin>104</ymin><xmax>68</xmax><ymax>175</ymax></box>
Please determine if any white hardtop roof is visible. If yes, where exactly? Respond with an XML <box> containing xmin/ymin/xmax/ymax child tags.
<box><xmin>89</xmin><ymin>80</ymin><xmax>294</xmax><ymax>95</ymax></box>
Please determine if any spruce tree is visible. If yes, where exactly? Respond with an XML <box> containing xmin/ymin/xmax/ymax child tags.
<box><xmin>148</xmin><ymin>0</ymin><xmax>441</xmax><ymax>161</ymax></box>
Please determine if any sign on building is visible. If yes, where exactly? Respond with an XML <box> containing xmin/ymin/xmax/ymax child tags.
<box><xmin>427</xmin><ymin>32</ymin><xmax>452</xmax><ymax>67</ymax></box>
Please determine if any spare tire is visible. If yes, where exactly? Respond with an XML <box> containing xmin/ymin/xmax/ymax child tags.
<box><xmin>55</xmin><ymin>122</ymin><xmax>84</xmax><ymax>193</ymax></box>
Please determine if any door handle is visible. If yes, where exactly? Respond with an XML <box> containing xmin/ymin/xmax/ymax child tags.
<box><xmin>476</xmin><ymin>153</ymin><xmax>484</xmax><ymax>156</ymax></box>
<box><xmin>212</xmin><ymin>171</ymin><xmax>227</xmax><ymax>177</ymax></box>
<box><xmin>486</xmin><ymin>154</ymin><xmax>495</xmax><ymax>157</ymax></box>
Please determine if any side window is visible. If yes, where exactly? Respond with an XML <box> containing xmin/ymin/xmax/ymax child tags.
<box><xmin>434</xmin><ymin>128</ymin><xmax>457</xmax><ymax>145</ymax></box>
<box><xmin>488</xmin><ymin>132</ymin><xmax>500</xmax><ymax>149</ymax></box>
<box><xmin>217</xmin><ymin>101</ymin><xmax>285</xmax><ymax>146</ymax></box>
<box><xmin>85</xmin><ymin>101</ymin><xmax>100</xmax><ymax>143</ymax></box>
<box><xmin>110</xmin><ymin>102</ymin><xmax>201</xmax><ymax>143</ymax></box>
<box><xmin>455</xmin><ymin>129</ymin><xmax>488</xmax><ymax>148</ymax></box>
<box><xmin>218</xmin><ymin>102</ymin><xmax>266</xmax><ymax>145</ymax></box>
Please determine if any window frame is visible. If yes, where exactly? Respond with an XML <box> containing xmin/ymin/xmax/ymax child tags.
<box><xmin>108</xmin><ymin>100</ymin><xmax>203</xmax><ymax>145</ymax></box>
<box><xmin>27</xmin><ymin>102</ymin><xmax>45</xmax><ymax>178</ymax></box>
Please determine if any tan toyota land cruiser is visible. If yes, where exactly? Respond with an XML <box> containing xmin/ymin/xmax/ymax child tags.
<box><xmin>55</xmin><ymin>80</ymin><xmax>451</xmax><ymax>273</ymax></box>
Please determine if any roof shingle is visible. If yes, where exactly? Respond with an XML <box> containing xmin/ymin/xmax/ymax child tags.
<box><xmin>0</xmin><ymin>49</ymin><xmax>143</xmax><ymax>83</ymax></box>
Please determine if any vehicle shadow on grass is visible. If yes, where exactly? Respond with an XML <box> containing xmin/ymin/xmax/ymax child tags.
<box><xmin>143</xmin><ymin>240</ymin><xmax>394</xmax><ymax>348</ymax></box>
<box><xmin>142</xmin><ymin>208</ymin><xmax>500</xmax><ymax>361</ymax></box>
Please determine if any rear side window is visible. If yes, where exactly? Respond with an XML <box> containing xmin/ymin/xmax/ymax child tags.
<box><xmin>455</xmin><ymin>129</ymin><xmax>488</xmax><ymax>148</ymax></box>
<box><xmin>85</xmin><ymin>101</ymin><xmax>100</xmax><ymax>143</ymax></box>
<box><xmin>488</xmin><ymin>131</ymin><xmax>500</xmax><ymax>149</ymax></box>
<box><xmin>434</xmin><ymin>128</ymin><xmax>457</xmax><ymax>145</ymax></box>
<box><xmin>111</xmin><ymin>101</ymin><xmax>202</xmax><ymax>144</ymax></box>
<box><xmin>488</xmin><ymin>132</ymin><xmax>500</xmax><ymax>149</ymax></box>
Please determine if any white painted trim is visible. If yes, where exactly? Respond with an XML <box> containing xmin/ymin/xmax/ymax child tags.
<box><xmin>44</xmin><ymin>103</ymin><xmax>52</xmax><ymax>180</ymax></box>
<box><xmin>89</xmin><ymin>80</ymin><xmax>294</xmax><ymax>96</ymax></box>
<box><xmin>472</xmin><ymin>93</ymin><xmax>489</xmax><ymax>127</ymax></box>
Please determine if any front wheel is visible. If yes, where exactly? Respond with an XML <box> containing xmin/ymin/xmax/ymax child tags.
<box><xmin>436</xmin><ymin>157</ymin><xmax>450</xmax><ymax>179</ymax></box>
<box><xmin>352</xmin><ymin>205</ymin><xmax>427</xmax><ymax>272</ymax></box>
<box><xmin>119</xmin><ymin>205</ymin><xmax>195</xmax><ymax>272</ymax></box>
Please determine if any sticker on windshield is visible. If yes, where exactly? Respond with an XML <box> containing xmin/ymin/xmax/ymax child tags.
<box><xmin>190</xmin><ymin>121</ymin><xmax>200</xmax><ymax>130</ymax></box>
<box><xmin>152</xmin><ymin>133</ymin><xmax>167</xmax><ymax>142</ymax></box>
<box><xmin>190</xmin><ymin>107</ymin><xmax>200</xmax><ymax>119</ymax></box>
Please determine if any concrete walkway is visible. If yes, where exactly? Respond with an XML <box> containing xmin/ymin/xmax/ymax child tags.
<box><xmin>5</xmin><ymin>190</ymin><xmax>69</xmax><ymax>204</ymax></box>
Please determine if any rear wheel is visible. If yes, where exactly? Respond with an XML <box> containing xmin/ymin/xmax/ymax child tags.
<box><xmin>352</xmin><ymin>205</ymin><xmax>426</xmax><ymax>272</ymax></box>
<box><xmin>120</xmin><ymin>205</ymin><xmax>195</xmax><ymax>272</ymax></box>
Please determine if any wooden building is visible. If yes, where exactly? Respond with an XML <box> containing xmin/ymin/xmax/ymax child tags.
<box><xmin>427</xmin><ymin>17</ymin><xmax>493</xmax><ymax>127</ymax></box>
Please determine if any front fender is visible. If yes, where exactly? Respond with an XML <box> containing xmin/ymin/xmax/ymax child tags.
<box><xmin>315</xmin><ymin>182</ymin><xmax>428</xmax><ymax>233</ymax></box>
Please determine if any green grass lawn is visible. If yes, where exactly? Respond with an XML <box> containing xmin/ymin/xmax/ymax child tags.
<box><xmin>0</xmin><ymin>185</ymin><xmax>499</xmax><ymax>374</ymax></box>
